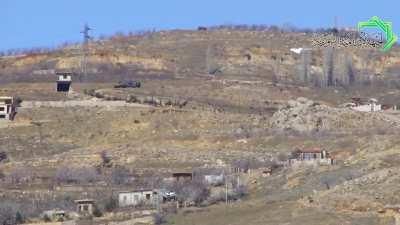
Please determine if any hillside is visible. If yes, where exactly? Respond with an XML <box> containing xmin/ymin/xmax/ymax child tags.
<box><xmin>1</xmin><ymin>29</ymin><xmax>400</xmax><ymax>225</ymax></box>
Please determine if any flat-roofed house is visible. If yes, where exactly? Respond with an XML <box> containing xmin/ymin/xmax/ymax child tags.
<box><xmin>75</xmin><ymin>199</ymin><xmax>95</xmax><ymax>215</ymax></box>
<box><xmin>56</xmin><ymin>72</ymin><xmax>73</xmax><ymax>92</ymax></box>
<box><xmin>351</xmin><ymin>98</ymin><xmax>382</xmax><ymax>112</ymax></box>
<box><xmin>172</xmin><ymin>172</ymin><xmax>193</xmax><ymax>182</ymax></box>
<box><xmin>118</xmin><ymin>189</ymin><xmax>156</xmax><ymax>207</ymax></box>
<box><xmin>0</xmin><ymin>97</ymin><xmax>17</xmax><ymax>120</ymax></box>
<box><xmin>289</xmin><ymin>148</ymin><xmax>334</xmax><ymax>166</ymax></box>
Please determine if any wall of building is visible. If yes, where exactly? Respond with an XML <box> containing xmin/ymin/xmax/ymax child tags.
<box><xmin>118</xmin><ymin>191</ymin><xmax>154</xmax><ymax>207</ymax></box>
<box><xmin>352</xmin><ymin>103</ymin><xmax>382</xmax><ymax>112</ymax></box>
<box><xmin>289</xmin><ymin>158</ymin><xmax>333</xmax><ymax>167</ymax></box>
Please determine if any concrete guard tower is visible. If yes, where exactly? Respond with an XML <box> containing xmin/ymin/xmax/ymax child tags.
<box><xmin>56</xmin><ymin>71</ymin><xmax>73</xmax><ymax>92</ymax></box>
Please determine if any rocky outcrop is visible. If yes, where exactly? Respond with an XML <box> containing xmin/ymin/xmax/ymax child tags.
<box><xmin>269</xmin><ymin>97</ymin><xmax>400</xmax><ymax>133</ymax></box>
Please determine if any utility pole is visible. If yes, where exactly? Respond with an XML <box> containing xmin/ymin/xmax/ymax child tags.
<box><xmin>80</xmin><ymin>23</ymin><xmax>92</xmax><ymax>82</ymax></box>
<box><xmin>334</xmin><ymin>16</ymin><xmax>339</xmax><ymax>30</ymax></box>
<box><xmin>225</xmin><ymin>175</ymin><xmax>228</xmax><ymax>205</ymax></box>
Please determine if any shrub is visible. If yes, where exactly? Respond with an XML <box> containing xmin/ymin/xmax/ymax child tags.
<box><xmin>14</xmin><ymin>97</ymin><xmax>23</xmax><ymax>107</ymax></box>
<box><xmin>104</xmin><ymin>197</ymin><xmax>118</xmax><ymax>212</ymax></box>
<box><xmin>231</xmin><ymin>159</ymin><xmax>250</xmax><ymax>173</ymax></box>
<box><xmin>100</xmin><ymin>151</ymin><xmax>112</xmax><ymax>168</ymax></box>
<box><xmin>84</xmin><ymin>89</ymin><xmax>96</xmax><ymax>97</ymax></box>
<box><xmin>233</xmin><ymin>185</ymin><xmax>248</xmax><ymax>198</ymax></box>
<box><xmin>0</xmin><ymin>204</ymin><xmax>17</xmax><ymax>225</ymax></box>
<box><xmin>92</xmin><ymin>206</ymin><xmax>103</xmax><ymax>218</ymax></box>
<box><xmin>173</xmin><ymin>181</ymin><xmax>210</xmax><ymax>206</ymax></box>
<box><xmin>152</xmin><ymin>213</ymin><xmax>166</xmax><ymax>225</ymax></box>
<box><xmin>0</xmin><ymin>152</ymin><xmax>7</xmax><ymax>163</ymax></box>
<box><xmin>9</xmin><ymin>168</ymin><xmax>32</xmax><ymax>185</ymax></box>
<box><xmin>43</xmin><ymin>214</ymin><xmax>51</xmax><ymax>222</ymax></box>
<box><xmin>54</xmin><ymin>167</ymin><xmax>102</xmax><ymax>184</ymax></box>
<box><xmin>15</xmin><ymin>211</ymin><xmax>24</xmax><ymax>224</ymax></box>
<box><xmin>208</xmin><ymin>191</ymin><xmax>226</xmax><ymax>205</ymax></box>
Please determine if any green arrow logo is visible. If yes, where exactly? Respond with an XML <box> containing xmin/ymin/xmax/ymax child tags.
<box><xmin>358</xmin><ymin>16</ymin><xmax>398</xmax><ymax>52</ymax></box>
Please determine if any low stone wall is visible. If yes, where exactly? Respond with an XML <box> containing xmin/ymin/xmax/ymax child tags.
<box><xmin>21</xmin><ymin>100</ymin><xmax>150</xmax><ymax>108</ymax></box>
<box><xmin>23</xmin><ymin>217</ymin><xmax>153</xmax><ymax>225</ymax></box>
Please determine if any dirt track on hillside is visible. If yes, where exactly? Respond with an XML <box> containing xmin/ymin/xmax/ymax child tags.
<box><xmin>20</xmin><ymin>100</ymin><xmax>152</xmax><ymax>108</ymax></box>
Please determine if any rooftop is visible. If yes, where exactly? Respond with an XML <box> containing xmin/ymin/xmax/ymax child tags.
<box><xmin>0</xmin><ymin>96</ymin><xmax>13</xmax><ymax>100</ymax></box>
<box><xmin>56</xmin><ymin>71</ymin><xmax>74</xmax><ymax>75</ymax></box>
<box><xmin>74</xmin><ymin>199</ymin><xmax>95</xmax><ymax>204</ymax></box>
<box><xmin>119</xmin><ymin>189</ymin><xmax>154</xmax><ymax>194</ymax></box>
<box><xmin>297</xmin><ymin>148</ymin><xmax>324</xmax><ymax>153</ymax></box>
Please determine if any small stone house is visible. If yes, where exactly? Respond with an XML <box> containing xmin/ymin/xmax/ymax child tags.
<box><xmin>41</xmin><ymin>209</ymin><xmax>66</xmax><ymax>221</ymax></box>
<box><xmin>289</xmin><ymin>148</ymin><xmax>333</xmax><ymax>166</ymax></box>
<box><xmin>172</xmin><ymin>172</ymin><xmax>193</xmax><ymax>182</ymax></box>
<box><xmin>260</xmin><ymin>167</ymin><xmax>273</xmax><ymax>177</ymax></box>
<box><xmin>0</xmin><ymin>97</ymin><xmax>17</xmax><ymax>120</ymax></box>
<box><xmin>75</xmin><ymin>199</ymin><xmax>95</xmax><ymax>215</ymax></box>
<box><xmin>350</xmin><ymin>98</ymin><xmax>382</xmax><ymax>112</ymax></box>
<box><xmin>118</xmin><ymin>189</ymin><xmax>156</xmax><ymax>207</ymax></box>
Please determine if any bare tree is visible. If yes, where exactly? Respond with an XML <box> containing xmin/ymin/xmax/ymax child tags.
<box><xmin>74</xmin><ymin>167</ymin><xmax>102</xmax><ymax>184</ymax></box>
<box><xmin>232</xmin><ymin>184</ymin><xmax>248</xmax><ymax>199</ymax></box>
<box><xmin>54</xmin><ymin>167</ymin><xmax>74</xmax><ymax>184</ymax></box>
<box><xmin>0</xmin><ymin>202</ymin><xmax>18</xmax><ymax>225</ymax></box>
<box><xmin>172</xmin><ymin>181</ymin><xmax>210</xmax><ymax>206</ymax></box>
<box><xmin>9</xmin><ymin>168</ymin><xmax>32</xmax><ymax>185</ymax></box>
<box><xmin>110</xmin><ymin>166</ymin><xmax>131</xmax><ymax>185</ymax></box>
<box><xmin>231</xmin><ymin>159</ymin><xmax>250</xmax><ymax>173</ymax></box>
<box><xmin>54</xmin><ymin>167</ymin><xmax>102</xmax><ymax>184</ymax></box>
<box><xmin>345</xmin><ymin>54</ymin><xmax>355</xmax><ymax>85</ymax></box>
<box><xmin>206</xmin><ymin>45</ymin><xmax>221</xmax><ymax>75</ymax></box>
<box><xmin>153</xmin><ymin>212</ymin><xmax>166</xmax><ymax>225</ymax></box>
<box><xmin>100</xmin><ymin>151</ymin><xmax>112</xmax><ymax>168</ymax></box>
<box><xmin>323</xmin><ymin>48</ymin><xmax>334</xmax><ymax>87</ymax></box>
<box><xmin>300</xmin><ymin>50</ymin><xmax>312</xmax><ymax>83</ymax></box>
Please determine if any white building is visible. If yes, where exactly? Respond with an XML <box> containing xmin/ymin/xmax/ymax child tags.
<box><xmin>288</xmin><ymin>148</ymin><xmax>334</xmax><ymax>166</ymax></box>
<box><xmin>351</xmin><ymin>98</ymin><xmax>382</xmax><ymax>112</ymax></box>
<box><xmin>118</xmin><ymin>189</ymin><xmax>156</xmax><ymax>207</ymax></box>
<box><xmin>0</xmin><ymin>97</ymin><xmax>17</xmax><ymax>120</ymax></box>
<box><xmin>56</xmin><ymin>72</ymin><xmax>73</xmax><ymax>92</ymax></box>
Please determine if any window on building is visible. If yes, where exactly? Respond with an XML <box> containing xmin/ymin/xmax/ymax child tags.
<box><xmin>0</xmin><ymin>107</ymin><xmax>4</xmax><ymax>112</ymax></box>
<box><xmin>304</xmin><ymin>153</ymin><xmax>312</xmax><ymax>160</ymax></box>
<box><xmin>146</xmin><ymin>194</ymin><xmax>151</xmax><ymax>200</ymax></box>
